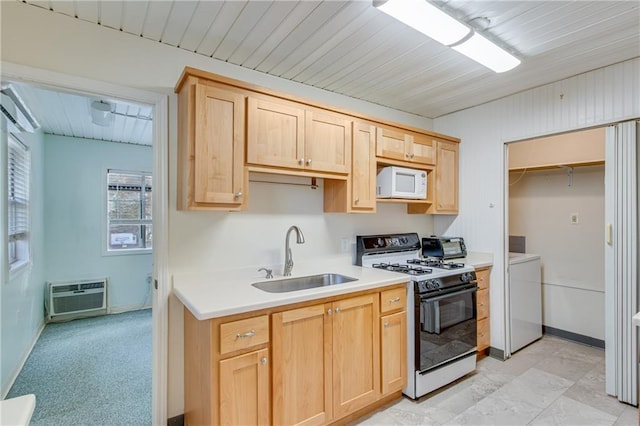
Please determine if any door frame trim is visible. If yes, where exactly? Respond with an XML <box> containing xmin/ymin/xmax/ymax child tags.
<box><xmin>1</xmin><ymin>61</ymin><xmax>170</xmax><ymax>424</ymax></box>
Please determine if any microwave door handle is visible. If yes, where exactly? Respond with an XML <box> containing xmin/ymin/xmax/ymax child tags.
<box><xmin>419</xmin><ymin>286</ymin><xmax>477</xmax><ymax>304</ymax></box>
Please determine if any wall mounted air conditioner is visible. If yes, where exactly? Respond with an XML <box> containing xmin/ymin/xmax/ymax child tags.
<box><xmin>46</xmin><ymin>278</ymin><xmax>108</xmax><ymax>321</ymax></box>
<box><xmin>0</xmin><ymin>84</ymin><xmax>40</xmax><ymax>133</ymax></box>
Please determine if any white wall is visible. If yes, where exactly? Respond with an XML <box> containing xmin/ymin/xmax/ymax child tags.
<box><xmin>509</xmin><ymin>166</ymin><xmax>605</xmax><ymax>339</ymax></box>
<box><xmin>43</xmin><ymin>134</ymin><xmax>153</xmax><ymax>312</ymax></box>
<box><xmin>434</xmin><ymin>58</ymin><xmax>639</xmax><ymax>354</ymax></box>
<box><xmin>1</xmin><ymin>129</ymin><xmax>46</xmax><ymax>397</ymax></box>
<box><xmin>0</xmin><ymin>2</ymin><xmax>436</xmax><ymax>417</ymax></box>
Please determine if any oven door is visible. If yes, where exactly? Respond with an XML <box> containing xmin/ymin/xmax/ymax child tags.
<box><xmin>416</xmin><ymin>284</ymin><xmax>477</xmax><ymax>373</ymax></box>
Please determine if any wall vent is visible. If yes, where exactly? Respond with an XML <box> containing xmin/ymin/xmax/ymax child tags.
<box><xmin>46</xmin><ymin>278</ymin><xmax>108</xmax><ymax>321</ymax></box>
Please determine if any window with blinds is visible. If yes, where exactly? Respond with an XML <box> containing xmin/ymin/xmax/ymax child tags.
<box><xmin>107</xmin><ymin>170</ymin><xmax>152</xmax><ymax>252</ymax></box>
<box><xmin>8</xmin><ymin>135</ymin><xmax>30</xmax><ymax>268</ymax></box>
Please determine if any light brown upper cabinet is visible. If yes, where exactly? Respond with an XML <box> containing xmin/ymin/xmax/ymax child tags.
<box><xmin>246</xmin><ymin>96</ymin><xmax>304</xmax><ymax>170</ymax></box>
<box><xmin>247</xmin><ymin>96</ymin><xmax>351</xmax><ymax>176</ymax></box>
<box><xmin>176</xmin><ymin>78</ymin><xmax>247</xmax><ymax>211</ymax></box>
<box><xmin>376</xmin><ymin>126</ymin><xmax>435</xmax><ymax>166</ymax></box>
<box><xmin>432</xmin><ymin>139</ymin><xmax>459</xmax><ymax>214</ymax></box>
<box><xmin>351</xmin><ymin>122</ymin><xmax>377</xmax><ymax>212</ymax></box>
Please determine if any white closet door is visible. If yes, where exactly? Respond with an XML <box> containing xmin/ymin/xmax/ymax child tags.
<box><xmin>604</xmin><ymin>120</ymin><xmax>638</xmax><ymax>405</ymax></box>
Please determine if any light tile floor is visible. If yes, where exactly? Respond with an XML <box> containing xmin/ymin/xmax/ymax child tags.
<box><xmin>352</xmin><ymin>335</ymin><xmax>638</xmax><ymax>425</ymax></box>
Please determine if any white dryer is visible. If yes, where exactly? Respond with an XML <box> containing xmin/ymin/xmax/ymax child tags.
<box><xmin>509</xmin><ymin>253</ymin><xmax>542</xmax><ymax>353</ymax></box>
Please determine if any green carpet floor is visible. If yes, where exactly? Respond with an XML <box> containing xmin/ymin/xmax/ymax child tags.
<box><xmin>7</xmin><ymin>309</ymin><xmax>152</xmax><ymax>425</ymax></box>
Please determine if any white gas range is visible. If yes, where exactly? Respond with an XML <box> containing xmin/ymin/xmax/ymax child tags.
<box><xmin>356</xmin><ymin>233</ymin><xmax>478</xmax><ymax>399</ymax></box>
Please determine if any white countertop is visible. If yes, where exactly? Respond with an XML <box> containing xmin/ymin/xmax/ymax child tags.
<box><xmin>464</xmin><ymin>252</ymin><xmax>494</xmax><ymax>269</ymax></box>
<box><xmin>173</xmin><ymin>256</ymin><xmax>409</xmax><ymax>320</ymax></box>
<box><xmin>633</xmin><ymin>312</ymin><xmax>640</xmax><ymax>327</ymax></box>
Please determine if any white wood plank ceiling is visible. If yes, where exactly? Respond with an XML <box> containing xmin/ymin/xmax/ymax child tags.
<box><xmin>17</xmin><ymin>0</ymin><xmax>640</xmax><ymax>133</ymax></box>
<box><xmin>9</xmin><ymin>82</ymin><xmax>153</xmax><ymax>145</ymax></box>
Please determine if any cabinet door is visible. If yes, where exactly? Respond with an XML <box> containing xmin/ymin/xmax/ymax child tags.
<box><xmin>381</xmin><ymin>311</ymin><xmax>407</xmax><ymax>395</ymax></box>
<box><xmin>193</xmin><ymin>84</ymin><xmax>246</xmax><ymax>205</ymax></box>
<box><xmin>434</xmin><ymin>141</ymin><xmax>459</xmax><ymax>213</ymax></box>
<box><xmin>477</xmin><ymin>318</ymin><xmax>490</xmax><ymax>352</ymax></box>
<box><xmin>247</xmin><ymin>97</ymin><xmax>305</xmax><ymax>169</ymax></box>
<box><xmin>376</xmin><ymin>127</ymin><xmax>412</xmax><ymax>162</ymax></box>
<box><xmin>332</xmin><ymin>294</ymin><xmax>379</xmax><ymax>417</ymax></box>
<box><xmin>272</xmin><ymin>304</ymin><xmax>332</xmax><ymax>426</ymax></box>
<box><xmin>351</xmin><ymin>122</ymin><xmax>376</xmax><ymax>211</ymax></box>
<box><xmin>305</xmin><ymin>110</ymin><xmax>352</xmax><ymax>174</ymax></box>
<box><xmin>219</xmin><ymin>348</ymin><xmax>270</xmax><ymax>426</ymax></box>
<box><xmin>410</xmin><ymin>134</ymin><xmax>435</xmax><ymax>165</ymax></box>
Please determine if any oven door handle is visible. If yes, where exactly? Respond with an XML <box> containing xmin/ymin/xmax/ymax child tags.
<box><xmin>419</xmin><ymin>285</ymin><xmax>477</xmax><ymax>303</ymax></box>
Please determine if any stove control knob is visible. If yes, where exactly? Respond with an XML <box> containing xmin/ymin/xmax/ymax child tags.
<box><xmin>427</xmin><ymin>279</ymin><xmax>438</xmax><ymax>289</ymax></box>
<box><xmin>461</xmin><ymin>272</ymin><xmax>473</xmax><ymax>282</ymax></box>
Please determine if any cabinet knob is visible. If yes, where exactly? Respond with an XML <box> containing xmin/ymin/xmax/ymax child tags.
<box><xmin>327</xmin><ymin>309</ymin><xmax>332</xmax><ymax>316</ymax></box>
<box><xmin>410</xmin><ymin>153</ymin><xmax>415</xmax><ymax>159</ymax></box>
<box><xmin>299</xmin><ymin>158</ymin><xmax>305</xmax><ymax>165</ymax></box>
<box><xmin>306</xmin><ymin>159</ymin><xmax>312</xmax><ymax>166</ymax></box>
<box><xmin>405</xmin><ymin>153</ymin><xmax>409</xmax><ymax>158</ymax></box>
<box><xmin>261</xmin><ymin>357</ymin><xmax>268</xmax><ymax>365</ymax></box>
<box><xmin>234</xmin><ymin>191</ymin><xmax>243</xmax><ymax>199</ymax></box>
<box><xmin>354</xmin><ymin>198</ymin><xmax>360</xmax><ymax>204</ymax></box>
<box><xmin>335</xmin><ymin>307</ymin><xmax>341</xmax><ymax>314</ymax></box>
<box><xmin>479</xmin><ymin>302</ymin><xmax>484</xmax><ymax>307</ymax></box>
<box><xmin>384</xmin><ymin>322</ymin><xmax>391</xmax><ymax>328</ymax></box>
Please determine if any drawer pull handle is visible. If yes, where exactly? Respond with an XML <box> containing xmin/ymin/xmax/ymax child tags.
<box><xmin>236</xmin><ymin>330</ymin><xmax>255</xmax><ymax>339</ymax></box>
<box><xmin>389</xmin><ymin>297</ymin><xmax>401</xmax><ymax>303</ymax></box>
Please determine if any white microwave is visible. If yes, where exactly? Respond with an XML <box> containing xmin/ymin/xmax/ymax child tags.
<box><xmin>376</xmin><ymin>166</ymin><xmax>427</xmax><ymax>199</ymax></box>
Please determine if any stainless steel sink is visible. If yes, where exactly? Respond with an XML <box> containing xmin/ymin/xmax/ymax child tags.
<box><xmin>251</xmin><ymin>273</ymin><xmax>358</xmax><ymax>293</ymax></box>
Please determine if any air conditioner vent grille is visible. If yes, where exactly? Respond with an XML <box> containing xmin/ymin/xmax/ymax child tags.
<box><xmin>46</xmin><ymin>278</ymin><xmax>108</xmax><ymax>321</ymax></box>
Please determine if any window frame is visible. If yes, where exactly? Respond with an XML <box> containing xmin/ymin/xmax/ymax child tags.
<box><xmin>104</xmin><ymin>168</ymin><xmax>152</xmax><ymax>256</ymax></box>
<box><xmin>7</xmin><ymin>134</ymin><xmax>31</xmax><ymax>272</ymax></box>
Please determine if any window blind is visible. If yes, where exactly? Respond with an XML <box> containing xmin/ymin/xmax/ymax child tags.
<box><xmin>8</xmin><ymin>136</ymin><xmax>29</xmax><ymax>240</ymax></box>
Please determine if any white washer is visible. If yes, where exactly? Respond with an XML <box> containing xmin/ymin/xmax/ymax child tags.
<box><xmin>509</xmin><ymin>253</ymin><xmax>542</xmax><ymax>352</ymax></box>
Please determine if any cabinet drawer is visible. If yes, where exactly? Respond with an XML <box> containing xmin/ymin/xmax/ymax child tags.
<box><xmin>380</xmin><ymin>287</ymin><xmax>406</xmax><ymax>314</ymax></box>
<box><xmin>477</xmin><ymin>317</ymin><xmax>490</xmax><ymax>351</ymax></box>
<box><xmin>220</xmin><ymin>315</ymin><xmax>269</xmax><ymax>355</ymax></box>
<box><xmin>476</xmin><ymin>268</ymin><xmax>490</xmax><ymax>290</ymax></box>
<box><xmin>477</xmin><ymin>289</ymin><xmax>489</xmax><ymax>320</ymax></box>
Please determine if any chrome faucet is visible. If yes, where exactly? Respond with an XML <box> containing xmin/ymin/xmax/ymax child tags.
<box><xmin>284</xmin><ymin>225</ymin><xmax>305</xmax><ymax>276</ymax></box>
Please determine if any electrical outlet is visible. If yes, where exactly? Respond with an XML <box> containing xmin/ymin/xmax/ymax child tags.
<box><xmin>570</xmin><ymin>213</ymin><xmax>579</xmax><ymax>225</ymax></box>
<box><xmin>340</xmin><ymin>238</ymin><xmax>350</xmax><ymax>253</ymax></box>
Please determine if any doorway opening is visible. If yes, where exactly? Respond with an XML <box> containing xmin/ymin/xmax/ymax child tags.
<box><xmin>0</xmin><ymin>63</ymin><xmax>169</xmax><ymax>424</ymax></box>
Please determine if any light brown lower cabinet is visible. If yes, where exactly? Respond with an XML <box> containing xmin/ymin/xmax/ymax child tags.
<box><xmin>380</xmin><ymin>311</ymin><xmax>407</xmax><ymax>395</ymax></box>
<box><xmin>272</xmin><ymin>294</ymin><xmax>380</xmax><ymax>425</ymax></box>
<box><xmin>184</xmin><ymin>285</ymin><xmax>407</xmax><ymax>426</ymax></box>
<box><xmin>219</xmin><ymin>348</ymin><xmax>270</xmax><ymax>425</ymax></box>
<box><xmin>475</xmin><ymin>267</ymin><xmax>491</xmax><ymax>355</ymax></box>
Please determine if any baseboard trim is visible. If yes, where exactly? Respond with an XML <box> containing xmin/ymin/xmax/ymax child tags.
<box><xmin>1</xmin><ymin>319</ymin><xmax>45</xmax><ymax>398</ymax></box>
<box><xmin>488</xmin><ymin>346</ymin><xmax>506</xmax><ymax>360</ymax></box>
<box><xmin>543</xmin><ymin>325</ymin><xmax>605</xmax><ymax>349</ymax></box>
<box><xmin>167</xmin><ymin>414</ymin><xmax>184</xmax><ymax>426</ymax></box>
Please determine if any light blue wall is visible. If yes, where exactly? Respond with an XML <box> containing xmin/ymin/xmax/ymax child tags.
<box><xmin>43</xmin><ymin>134</ymin><xmax>152</xmax><ymax>312</ymax></box>
<box><xmin>1</xmin><ymin>129</ymin><xmax>46</xmax><ymax>397</ymax></box>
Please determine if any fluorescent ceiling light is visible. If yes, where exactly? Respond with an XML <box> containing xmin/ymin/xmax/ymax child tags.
<box><xmin>374</xmin><ymin>0</ymin><xmax>521</xmax><ymax>73</ymax></box>
<box><xmin>453</xmin><ymin>32</ymin><xmax>521</xmax><ymax>73</ymax></box>
<box><xmin>375</xmin><ymin>0</ymin><xmax>471</xmax><ymax>46</ymax></box>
